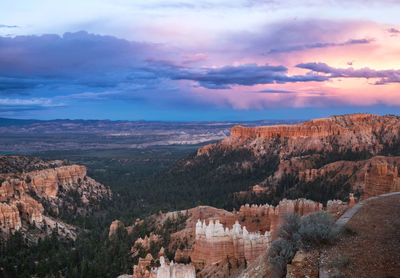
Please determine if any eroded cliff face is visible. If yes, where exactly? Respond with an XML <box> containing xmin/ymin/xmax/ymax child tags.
<box><xmin>0</xmin><ymin>156</ymin><xmax>111</xmax><ymax>240</ymax></box>
<box><xmin>198</xmin><ymin>114</ymin><xmax>400</xmax><ymax>158</ymax></box>
<box><xmin>364</xmin><ymin>162</ymin><xmax>400</xmax><ymax>198</ymax></box>
<box><xmin>0</xmin><ymin>203</ymin><xmax>21</xmax><ymax>233</ymax></box>
<box><xmin>195</xmin><ymin>114</ymin><xmax>400</xmax><ymax>203</ymax></box>
<box><xmin>227</xmin><ymin>114</ymin><xmax>399</xmax><ymax>155</ymax></box>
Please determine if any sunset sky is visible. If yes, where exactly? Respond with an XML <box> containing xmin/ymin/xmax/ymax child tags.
<box><xmin>1</xmin><ymin>0</ymin><xmax>400</xmax><ymax>120</ymax></box>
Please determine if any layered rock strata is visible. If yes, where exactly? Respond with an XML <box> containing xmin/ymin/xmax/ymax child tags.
<box><xmin>364</xmin><ymin>162</ymin><xmax>400</xmax><ymax>198</ymax></box>
<box><xmin>199</xmin><ymin>114</ymin><xmax>400</xmax><ymax>157</ymax></box>
<box><xmin>196</xmin><ymin>114</ymin><xmax>400</xmax><ymax>202</ymax></box>
<box><xmin>0</xmin><ymin>156</ymin><xmax>111</xmax><ymax>239</ymax></box>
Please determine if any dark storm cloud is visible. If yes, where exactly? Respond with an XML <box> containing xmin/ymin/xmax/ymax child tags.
<box><xmin>297</xmin><ymin>62</ymin><xmax>400</xmax><ymax>84</ymax></box>
<box><xmin>0</xmin><ymin>31</ymin><xmax>347</xmax><ymax>100</ymax></box>
<box><xmin>170</xmin><ymin>63</ymin><xmax>328</xmax><ymax>89</ymax></box>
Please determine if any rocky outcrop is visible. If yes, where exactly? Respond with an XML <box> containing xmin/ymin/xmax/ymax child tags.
<box><xmin>0</xmin><ymin>203</ymin><xmax>21</xmax><ymax>233</ymax></box>
<box><xmin>326</xmin><ymin>193</ymin><xmax>356</xmax><ymax>218</ymax></box>
<box><xmin>124</xmin><ymin>198</ymin><xmax>323</xmax><ymax>278</ymax></box>
<box><xmin>364</xmin><ymin>162</ymin><xmax>400</xmax><ymax>198</ymax></box>
<box><xmin>109</xmin><ymin>220</ymin><xmax>125</xmax><ymax>238</ymax></box>
<box><xmin>132</xmin><ymin>233</ymin><xmax>160</xmax><ymax>254</ymax></box>
<box><xmin>0</xmin><ymin>155</ymin><xmax>111</xmax><ymax>240</ymax></box>
<box><xmin>133</xmin><ymin>253</ymin><xmax>154</xmax><ymax>278</ymax></box>
<box><xmin>156</xmin><ymin>256</ymin><xmax>195</xmax><ymax>278</ymax></box>
<box><xmin>0</xmin><ymin>164</ymin><xmax>110</xmax><ymax>203</ymax></box>
<box><xmin>195</xmin><ymin>114</ymin><xmax>400</xmax><ymax>203</ymax></box>
<box><xmin>235</xmin><ymin>199</ymin><xmax>323</xmax><ymax>236</ymax></box>
<box><xmin>132</xmin><ymin>255</ymin><xmax>196</xmax><ymax>278</ymax></box>
<box><xmin>14</xmin><ymin>196</ymin><xmax>44</xmax><ymax>225</ymax></box>
<box><xmin>191</xmin><ymin>220</ymin><xmax>272</xmax><ymax>266</ymax></box>
<box><xmin>199</xmin><ymin>114</ymin><xmax>400</xmax><ymax>157</ymax></box>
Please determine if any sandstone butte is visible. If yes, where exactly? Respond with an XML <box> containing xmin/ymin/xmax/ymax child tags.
<box><xmin>0</xmin><ymin>156</ymin><xmax>111</xmax><ymax>239</ymax></box>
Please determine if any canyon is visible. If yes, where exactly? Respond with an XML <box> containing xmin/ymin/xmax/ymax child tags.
<box><xmin>3</xmin><ymin>113</ymin><xmax>400</xmax><ymax>277</ymax></box>
<box><xmin>124</xmin><ymin>113</ymin><xmax>400</xmax><ymax>278</ymax></box>
<box><xmin>0</xmin><ymin>155</ymin><xmax>111</xmax><ymax>240</ymax></box>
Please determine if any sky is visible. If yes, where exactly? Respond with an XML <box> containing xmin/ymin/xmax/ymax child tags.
<box><xmin>1</xmin><ymin>0</ymin><xmax>400</xmax><ymax>121</ymax></box>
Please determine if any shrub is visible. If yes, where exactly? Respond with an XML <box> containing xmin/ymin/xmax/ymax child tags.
<box><xmin>268</xmin><ymin>239</ymin><xmax>297</xmax><ymax>278</ymax></box>
<box><xmin>278</xmin><ymin>213</ymin><xmax>301</xmax><ymax>243</ymax></box>
<box><xmin>298</xmin><ymin>211</ymin><xmax>339</xmax><ymax>250</ymax></box>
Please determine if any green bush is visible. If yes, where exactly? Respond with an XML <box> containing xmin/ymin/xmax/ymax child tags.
<box><xmin>277</xmin><ymin>213</ymin><xmax>301</xmax><ymax>243</ymax></box>
<box><xmin>298</xmin><ymin>211</ymin><xmax>339</xmax><ymax>250</ymax></box>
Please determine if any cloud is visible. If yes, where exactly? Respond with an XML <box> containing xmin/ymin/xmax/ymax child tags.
<box><xmin>181</xmin><ymin>53</ymin><xmax>208</xmax><ymax>64</ymax></box>
<box><xmin>297</xmin><ymin>62</ymin><xmax>400</xmax><ymax>84</ymax></box>
<box><xmin>257</xmin><ymin>89</ymin><xmax>295</xmax><ymax>93</ymax></box>
<box><xmin>0</xmin><ymin>24</ymin><xmax>18</xmax><ymax>28</ymax></box>
<box><xmin>387</xmin><ymin>27</ymin><xmax>400</xmax><ymax>36</ymax></box>
<box><xmin>0</xmin><ymin>97</ymin><xmax>63</xmax><ymax>112</ymax></box>
<box><xmin>268</xmin><ymin>38</ymin><xmax>372</xmax><ymax>54</ymax></box>
<box><xmin>0</xmin><ymin>77</ymin><xmax>41</xmax><ymax>95</ymax></box>
<box><xmin>226</xmin><ymin>19</ymin><xmax>375</xmax><ymax>58</ymax></box>
<box><xmin>0</xmin><ymin>31</ymin><xmax>165</xmax><ymax>87</ymax></box>
<box><xmin>171</xmin><ymin>63</ymin><xmax>328</xmax><ymax>89</ymax></box>
<box><xmin>387</xmin><ymin>27</ymin><xmax>400</xmax><ymax>33</ymax></box>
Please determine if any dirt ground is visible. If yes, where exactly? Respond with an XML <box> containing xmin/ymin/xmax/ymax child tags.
<box><xmin>320</xmin><ymin>194</ymin><xmax>400</xmax><ymax>278</ymax></box>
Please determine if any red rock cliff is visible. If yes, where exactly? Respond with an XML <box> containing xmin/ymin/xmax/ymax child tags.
<box><xmin>0</xmin><ymin>156</ymin><xmax>111</xmax><ymax>239</ymax></box>
<box><xmin>364</xmin><ymin>162</ymin><xmax>400</xmax><ymax>198</ymax></box>
<box><xmin>198</xmin><ymin>114</ymin><xmax>400</xmax><ymax>156</ymax></box>
<box><xmin>230</xmin><ymin>114</ymin><xmax>389</xmax><ymax>139</ymax></box>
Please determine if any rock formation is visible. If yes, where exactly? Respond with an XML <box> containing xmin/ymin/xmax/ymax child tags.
<box><xmin>109</xmin><ymin>220</ymin><xmax>125</xmax><ymax>238</ymax></box>
<box><xmin>0</xmin><ymin>203</ymin><xmax>21</xmax><ymax>233</ymax></box>
<box><xmin>156</xmin><ymin>256</ymin><xmax>195</xmax><ymax>278</ymax></box>
<box><xmin>132</xmin><ymin>255</ymin><xmax>195</xmax><ymax>278</ymax></box>
<box><xmin>234</xmin><ymin>199</ymin><xmax>323</xmax><ymax>236</ymax></box>
<box><xmin>364</xmin><ymin>162</ymin><xmax>400</xmax><ymax>198</ymax></box>
<box><xmin>132</xmin><ymin>233</ymin><xmax>160</xmax><ymax>254</ymax></box>
<box><xmin>199</xmin><ymin>114</ymin><xmax>400</xmax><ymax>157</ymax></box>
<box><xmin>191</xmin><ymin>219</ymin><xmax>272</xmax><ymax>266</ymax></box>
<box><xmin>325</xmin><ymin>193</ymin><xmax>356</xmax><ymax>218</ymax></box>
<box><xmin>194</xmin><ymin>114</ymin><xmax>400</xmax><ymax>202</ymax></box>
<box><xmin>133</xmin><ymin>253</ymin><xmax>154</xmax><ymax>278</ymax></box>
<box><xmin>0</xmin><ymin>155</ymin><xmax>111</xmax><ymax>240</ymax></box>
